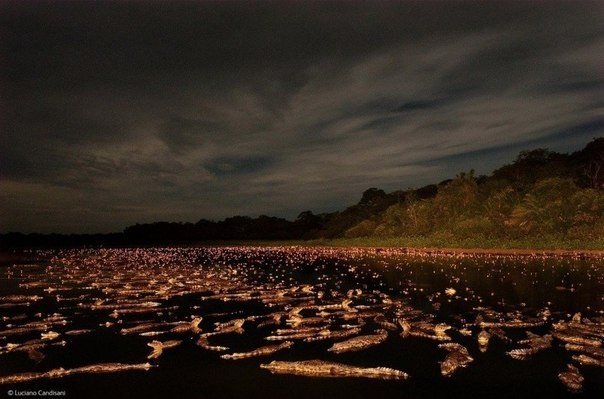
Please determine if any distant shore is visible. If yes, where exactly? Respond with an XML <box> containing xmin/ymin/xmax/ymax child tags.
<box><xmin>3</xmin><ymin>237</ymin><xmax>604</xmax><ymax>260</ymax></box>
<box><xmin>192</xmin><ymin>237</ymin><xmax>604</xmax><ymax>256</ymax></box>
<box><xmin>210</xmin><ymin>240</ymin><xmax>604</xmax><ymax>258</ymax></box>
<box><xmin>194</xmin><ymin>242</ymin><xmax>604</xmax><ymax>258</ymax></box>
<box><xmin>317</xmin><ymin>244</ymin><xmax>604</xmax><ymax>258</ymax></box>
<box><xmin>303</xmin><ymin>237</ymin><xmax>604</xmax><ymax>255</ymax></box>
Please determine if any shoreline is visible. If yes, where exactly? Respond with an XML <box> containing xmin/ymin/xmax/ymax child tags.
<box><xmin>341</xmin><ymin>246</ymin><xmax>604</xmax><ymax>258</ymax></box>
<box><xmin>2</xmin><ymin>241</ymin><xmax>604</xmax><ymax>260</ymax></box>
<box><xmin>220</xmin><ymin>242</ymin><xmax>604</xmax><ymax>258</ymax></box>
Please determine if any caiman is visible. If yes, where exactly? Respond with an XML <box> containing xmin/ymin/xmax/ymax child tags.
<box><xmin>147</xmin><ymin>340</ymin><xmax>182</xmax><ymax>359</ymax></box>
<box><xmin>260</xmin><ymin>360</ymin><xmax>409</xmax><ymax>380</ymax></box>
<box><xmin>558</xmin><ymin>364</ymin><xmax>584</xmax><ymax>392</ymax></box>
<box><xmin>327</xmin><ymin>329</ymin><xmax>388</xmax><ymax>354</ymax></box>
<box><xmin>0</xmin><ymin>363</ymin><xmax>153</xmax><ymax>385</ymax></box>
<box><xmin>221</xmin><ymin>341</ymin><xmax>293</xmax><ymax>360</ymax></box>
<box><xmin>439</xmin><ymin>343</ymin><xmax>473</xmax><ymax>377</ymax></box>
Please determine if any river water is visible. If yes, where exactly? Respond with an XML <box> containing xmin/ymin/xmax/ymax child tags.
<box><xmin>0</xmin><ymin>247</ymin><xmax>602</xmax><ymax>398</ymax></box>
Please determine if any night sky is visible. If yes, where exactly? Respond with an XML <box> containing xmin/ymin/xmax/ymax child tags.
<box><xmin>1</xmin><ymin>1</ymin><xmax>603</xmax><ymax>233</ymax></box>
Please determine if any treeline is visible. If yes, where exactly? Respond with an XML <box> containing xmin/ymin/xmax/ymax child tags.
<box><xmin>1</xmin><ymin>138</ymin><xmax>602</xmax><ymax>248</ymax></box>
<box><xmin>341</xmin><ymin>138</ymin><xmax>603</xmax><ymax>243</ymax></box>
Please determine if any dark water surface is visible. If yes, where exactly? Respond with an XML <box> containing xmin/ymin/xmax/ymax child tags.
<box><xmin>0</xmin><ymin>247</ymin><xmax>602</xmax><ymax>399</ymax></box>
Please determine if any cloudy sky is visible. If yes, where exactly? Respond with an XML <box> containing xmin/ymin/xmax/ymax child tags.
<box><xmin>1</xmin><ymin>1</ymin><xmax>603</xmax><ymax>233</ymax></box>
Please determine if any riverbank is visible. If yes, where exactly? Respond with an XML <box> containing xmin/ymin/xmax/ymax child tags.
<box><xmin>215</xmin><ymin>238</ymin><xmax>604</xmax><ymax>258</ymax></box>
<box><xmin>306</xmin><ymin>242</ymin><xmax>604</xmax><ymax>258</ymax></box>
<box><xmin>302</xmin><ymin>236</ymin><xmax>604</xmax><ymax>251</ymax></box>
<box><xmin>2</xmin><ymin>236</ymin><xmax>604</xmax><ymax>260</ymax></box>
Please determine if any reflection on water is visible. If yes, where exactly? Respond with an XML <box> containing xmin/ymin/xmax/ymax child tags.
<box><xmin>0</xmin><ymin>247</ymin><xmax>602</xmax><ymax>398</ymax></box>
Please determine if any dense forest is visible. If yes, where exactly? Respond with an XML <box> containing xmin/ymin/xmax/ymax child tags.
<box><xmin>2</xmin><ymin>138</ymin><xmax>602</xmax><ymax>249</ymax></box>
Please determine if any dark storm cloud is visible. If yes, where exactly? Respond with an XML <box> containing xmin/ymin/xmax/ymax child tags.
<box><xmin>1</xmin><ymin>1</ymin><xmax>603</xmax><ymax>233</ymax></box>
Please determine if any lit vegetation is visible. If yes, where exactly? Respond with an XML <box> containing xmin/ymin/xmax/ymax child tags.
<box><xmin>1</xmin><ymin>138</ymin><xmax>602</xmax><ymax>250</ymax></box>
<box><xmin>339</xmin><ymin>139</ymin><xmax>603</xmax><ymax>248</ymax></box>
